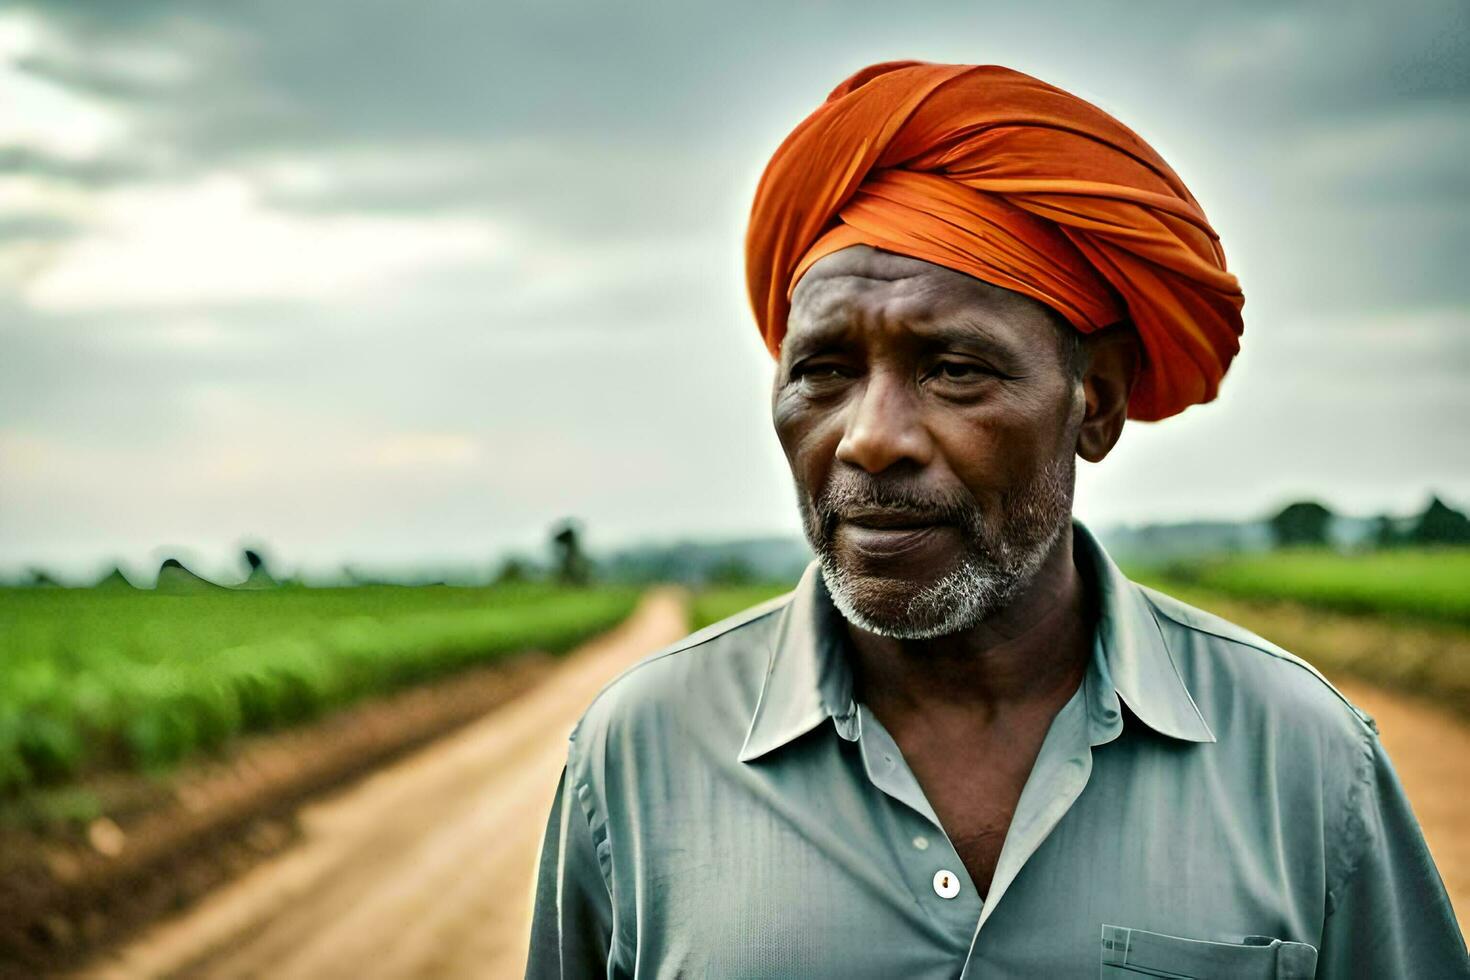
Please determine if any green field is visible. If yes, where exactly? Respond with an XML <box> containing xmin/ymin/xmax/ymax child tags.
<box><xmin>0</xmin><ymin>584</ymin><xmax>639</xmax><ymax>795</ymax></box>
<box><xmin>689</xmin><ymin>583</ymin><xmax>796</xmax><ymax>631</ymax></box>
<box><xmin>1124</xmin><ymin>548</ymin><xmax>1470</xmax><ymax>717</ymax></box>
<box><xmin>1125</xmin><ymin>548</ymin><xmax>1470</xmax><ymax>628</ymax></box>
<box><xmin>6</xmin><ymin>547</ymin><xmax>1464</xmax><ymax>798</ymax></box>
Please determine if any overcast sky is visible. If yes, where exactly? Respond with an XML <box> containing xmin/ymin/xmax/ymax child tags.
<box><xmin>2</xmin><ymin>0</ymin><xmax>1466</xmax><ymax>581</ymax></box>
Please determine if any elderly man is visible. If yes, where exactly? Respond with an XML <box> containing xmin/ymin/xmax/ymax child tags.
<box><xmin>526</xmin><ymin>62</ymin><xmax>1468</xmax><ymax>978</ymax></box>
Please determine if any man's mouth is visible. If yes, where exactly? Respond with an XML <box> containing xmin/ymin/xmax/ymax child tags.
<box><xmin>834</xmin><ymin>509</ymin><xmax>956</xmax><ymax>561</ymax></box>
<box><xmin>839</xmin><ymin>507</ymin><xmax>946</xmax><ymax>530</ymax></box>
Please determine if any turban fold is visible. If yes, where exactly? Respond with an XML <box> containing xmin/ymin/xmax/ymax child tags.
<box><xmin>745</xmin><ymin>61</ymin><xmax>1244</xmax><ymax>422</ymax></box>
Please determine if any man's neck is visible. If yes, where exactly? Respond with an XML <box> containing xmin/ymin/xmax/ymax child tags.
<box><xmin>844</xmin><ymin>525</ymin><xmax>1097</xmax><ymax>727</ymax></box>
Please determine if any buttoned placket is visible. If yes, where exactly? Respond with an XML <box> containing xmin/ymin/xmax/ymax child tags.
<box><xmin>832</xmin><ymin>641</ymin><xmax>1128</xmax><ymax>979</ymax></box>
<box><xmin>849</xmin><ymin>699</ymin><xmax>987</xmax><ymax>953</ymax></box>
<box><xmin>954</xmin><ymin>647</ymin><xmax>1126</xmax><ymax>978</ymax></box>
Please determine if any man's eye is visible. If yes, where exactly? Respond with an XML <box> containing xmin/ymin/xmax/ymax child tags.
<box><xmin>793</xmin><ymin>363</ymin><xmax>849</xmax><ymax>382</ymax></box>
<box><xmin>931</xmin><ymin>361</ymin><xmax>990</xmax><ymax>381</ymax></box>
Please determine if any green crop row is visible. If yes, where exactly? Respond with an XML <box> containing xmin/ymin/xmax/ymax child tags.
<box><xmin>0</xmin><ymin>585</ymin><xmax>639</xmax><ymax>796</ymax></box>
<box><xmin>1125</xmin><ymin>576</ymin><xmax>1470</xmax><ymax>718</ymax></box>
<box><xmin>1126</xmin><ymin>548</ymin><xmax>1470</xmax><ymax>628</ymax></box>
<box><xmin>689</xmin><ymin>583</ymin><xmax>796</xmax><ymax>632</ymax></box>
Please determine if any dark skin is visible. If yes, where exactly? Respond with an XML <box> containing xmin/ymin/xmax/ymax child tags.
<box><xmin>772</xmin><ymin>245</ymin><xmax>1140</xmax><ymax>898</ymax></box>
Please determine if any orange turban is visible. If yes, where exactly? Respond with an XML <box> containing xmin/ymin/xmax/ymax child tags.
<box><xmin>745</xmin><ymin>61</ymin><xmax>1244</xmax><ymax>422</ymax></box>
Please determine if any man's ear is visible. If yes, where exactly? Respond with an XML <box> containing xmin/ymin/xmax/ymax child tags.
<box><xmin>1076</xmin><ymin>322</ymin><xmax>1140</xmax><ymax>463</ymax></box>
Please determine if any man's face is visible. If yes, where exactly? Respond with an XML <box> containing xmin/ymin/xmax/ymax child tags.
<box><xmin>772</xmin><ymin>245</ymin><xmax>1086</xmax><ymax>639</ymax></box>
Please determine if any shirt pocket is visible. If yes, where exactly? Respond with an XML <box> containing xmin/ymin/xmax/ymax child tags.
<box><xmin>1099</xmin><ymin>924</ymin><xmax>1319</xmax><ymax>980</ymax></box>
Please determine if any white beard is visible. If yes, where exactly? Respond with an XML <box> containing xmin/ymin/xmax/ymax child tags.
<box><xmin>803</xmin><ymin>453</ymin><xmax>1074</xmax><ymax>639</ymax></box>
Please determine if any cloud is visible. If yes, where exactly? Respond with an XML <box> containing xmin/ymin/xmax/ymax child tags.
<box><xmin>3</xmin><ymin>0</ymin><xmax>1468</xmax><ymax>574</ymax></box>
<box><xmin>1183</xmin><ymin>0</ymin><xmax>1470</xmax><ymax>118</ymax></box>
<box><xmin>0</xmin><ymin>15</ymin><xmax>132</xmax><ymax>160</ymax></box>
<box><xmin>0</xmin><ymin>145</ymin><xmax>153</xmax><ymax>186</ymax></box>
<box><xmin>1261</xmin><ymin>306</ymin><xmax>1470</xmax><ymax>385</ymax></box>
<box><xmin>0</xmin><ymin>212</ymin><xmax>76</xmax><ymax>242</ymax></box>
<box><xmin>358</xmin><ymin>433</ymin><xmax>481</xmax><ymax>470</ymax></box>
<box><xmin>1281</xmin><ymin>108</ymin><xmax>1470</xmax><ymax>202</ymax></box>
<box><xmin>19</xmin><ymin>173</ymin><xmax>506</xmax><ymax>312</ymax></box>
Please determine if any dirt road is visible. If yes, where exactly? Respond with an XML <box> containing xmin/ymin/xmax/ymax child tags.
<box><xmin>78</xmin><ymin>588</ymin><xmax>689</xmax><ymax>980</ymax></box>
<box><xmin>1331</xmin><ymin>677</ymin><xmax>1470</xmax><ymax>935</ymax></box>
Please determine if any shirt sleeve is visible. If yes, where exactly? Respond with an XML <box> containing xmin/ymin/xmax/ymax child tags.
<box><xmin>1317</xmin><ymin>729</ymin><xmax>1470</xmax><ymax>978</ymax></box>
<box><xmin>524</xmin><ymin>755</ymin><xmax>616</xmax><ymax>979</ymax></box>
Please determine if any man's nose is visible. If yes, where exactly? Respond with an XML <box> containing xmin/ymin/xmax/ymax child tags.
<box><xmin>834</xmin><ymin>369</ymin><xmax>933</xmax><ymax>473</ymax></box>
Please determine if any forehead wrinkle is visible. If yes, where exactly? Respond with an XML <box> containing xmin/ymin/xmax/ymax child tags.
<box><xmin>789</xmin><ymin>274</ymin><xmax>1014</xmax><ymax>353</ymax></box>
<box><xmin>907</xmin><ymin>276</ymin><xmax>1074</xmax><ymax>354</ymax></box>
<box><xmin>782</xmin><ymin>311</ymin><xmax>856</xmax><ymax>360</ymax></box>
<box><xmin>786</xmin><ymin>275</ymin><xmax>878</xmax><ymax>350</ymax></box>
<box><xmin>910</xmin><ymin>306</ymin><xmax>1017</xmax><ymax>349</ymax></box>
<box><xmin>791</xmin><ymin>269</ymin><xmax>921</xmax><ymax>323</ymax></box>
<box><xmin>786</xmin><ymin>249</ymin><xmax>1070</xmax><ymax>370</ymax></box>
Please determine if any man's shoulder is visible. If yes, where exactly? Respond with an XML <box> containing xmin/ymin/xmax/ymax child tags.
<box><xmin>1136</xmin><ymin>581</ymin><xmax>1380</xmax><ymax>738</ymax></box>
<box><xmin>567</xmin><ymin>590</ymin><xmax>793</xmax><ymax>755</ymax></box>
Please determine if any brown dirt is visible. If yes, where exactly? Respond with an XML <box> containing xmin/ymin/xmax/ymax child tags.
<box><xmin>1328</xmin><ymin>676</ymin><xmax>1470</xmax><ymax>941</ymax></box>
<box><xmin>71</xmin><ymin>587</ymin><xmax>688</xmax><ymax>980</ymax></box>
<box><xmin>0</xmin><ymin>644</ymin><xmax>559</xmax><ymax>976</ymax></box>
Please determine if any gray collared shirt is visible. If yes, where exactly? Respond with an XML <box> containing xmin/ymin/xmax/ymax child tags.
<box><xmin>526</xmin><ymin>519</ymin><xmax>1468</xmax><ymax>978</ymax></box>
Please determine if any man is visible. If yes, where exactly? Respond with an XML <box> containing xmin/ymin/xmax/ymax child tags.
<box><xmin>526</xmin><ymin>61</ymin><xmax>1469</xmax><ymax>978</ymax></box>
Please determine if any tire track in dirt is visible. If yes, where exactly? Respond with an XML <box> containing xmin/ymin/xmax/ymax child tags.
<box><xmin>76</xmin><ymin>588</ymin><xmax>688</xmax><ymax>980</ymax></box>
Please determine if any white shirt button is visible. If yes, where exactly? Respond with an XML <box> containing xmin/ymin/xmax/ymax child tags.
<box><xmin>912</xmin><ymin>835</ymin><xmax>930</xmax><ymax>851</ymax></box>
<box><xmin>932</xmin><ymin>869</ymin><xmax>961</xmax><ymax>899</ymax></box>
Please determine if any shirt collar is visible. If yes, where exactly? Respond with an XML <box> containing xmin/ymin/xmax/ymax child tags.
<box><xmin>736</xmin><ymin>517</ymin><xmax>1215</xmax><ymax>764</ymax></box>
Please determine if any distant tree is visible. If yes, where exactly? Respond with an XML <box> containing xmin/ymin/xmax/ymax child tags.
<box><xmin>550</xmin><ymin>520</ymin><xmax>593</xmax><ymax>586</ymax></box>
<box><xmin>1268</xmin><ymin>501</ymin><xmax>1334</xmax><ymax>548</ymax></box>
<box><xmin>494</xmin><ymin>556</ymin><xmax>532</xmax><ymax>585</ymax></box>
<box><xmin>25</xmin><ymin>568</ymin><xmax>62</xmax><ymax>588</ymax></box>
<box><xmin>1407</xmin><ymin>495</ymin><xmax>1470</xmax><ymax>545</ymax></box>
<box><xmin>238</xmin><ymin>547</ymin><xmax>279</xmax><ymax>589</ymax></box>
<box><xmin>1370</xmin><ymin>514</ymin><xmax>1402</xmax><ymax>549</ymax></box>
<box><xmin>94</xmin><ymin>567</ymin><xmax>135</xmax><ymax>590</ymax></box>
<box><xmin>155</xmin><ymin>557</ymin><xmax>221</xmax><ymax>593</ymax></box>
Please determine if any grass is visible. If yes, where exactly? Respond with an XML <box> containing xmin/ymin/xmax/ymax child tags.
<box><xmin>1124</xmin><ymin>548</ymin><xmax>1470</xmax><ymax>628</ymax></box>
<box><xmin>0</xmin><ymin>583</ymin><xmax>640</xmax><ymax>795</ymax></box>
<box><xmin>689</xmin><ymin>583</ymin><xmax>797</xmax><ymax>631</ymax></box>
<box><xmin>1127</xmin><ymin>578</ymin><xmax>1470</xmax><ymax>718</ymax></box>
<box><xmin>14</xmin><ymin>544</ymin><xmax>1456</xmax><ymax>797</ymax></box>
<box><xmin>1125</xmin><ymin>549</ymin><xmax>1470</xmax><ymax>717</ymax></box>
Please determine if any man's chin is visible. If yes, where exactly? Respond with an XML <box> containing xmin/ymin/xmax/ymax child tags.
<box><xmin>830</xmin><ymin>522</ymin><xmax>964</xmax><ymax>579</ymax></box>
<box><xmin>827</xmin><ymin>585</ymin><xmax>981</xmax><ymax>641</ymax></box>
<box><xmin>818</xmin><ymin>550</ymin><xmax>986</xmax><ymax>638</ymax></box>
<box><xmin>821</xmin><ymin>548</ymin><xmax>957</xmax><ymax>600</ymax></box>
